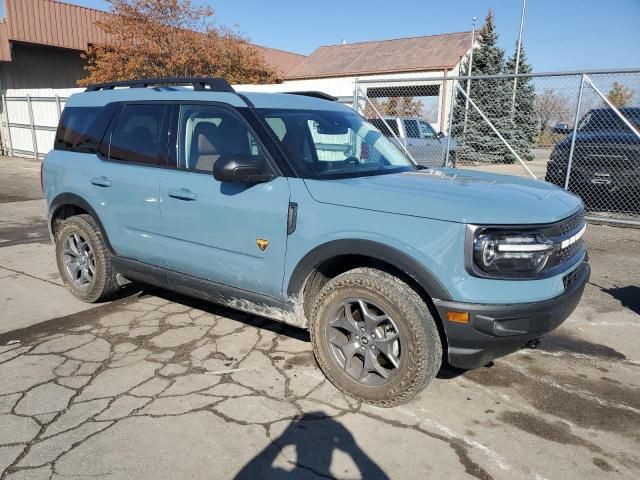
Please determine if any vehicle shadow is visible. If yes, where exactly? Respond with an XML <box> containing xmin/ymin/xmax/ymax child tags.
<box><xmin>600</xmin><ymin>285</ymin><xmax>640</xmax><ymax>315</ymax></box>
<box><xmin>234</xmin><ymin>412</ymin><xmax>389</xmax><ymax>480</ymax></box>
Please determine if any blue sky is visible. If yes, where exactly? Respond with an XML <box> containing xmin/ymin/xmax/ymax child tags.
<box><xmin>3</xmin><ymin>0</ymin><xmax>639</xmax><ymax>71</ymax></box>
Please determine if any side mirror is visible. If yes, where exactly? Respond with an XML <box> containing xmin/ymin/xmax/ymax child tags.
<box><xmin>437</xmin><ymin>132</ymin><xmax>445</xmax><ymax>139</ymax></box>
<box><xmin>213</xmin><ymin>154</ymin><xmax>274</xmax><ymax>184</ymax></box>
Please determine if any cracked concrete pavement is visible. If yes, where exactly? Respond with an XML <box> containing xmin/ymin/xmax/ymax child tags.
<box><xmin>1</xmin><ymin>156</ymin><xmax>639</xmax><ymax>479</ymax></box>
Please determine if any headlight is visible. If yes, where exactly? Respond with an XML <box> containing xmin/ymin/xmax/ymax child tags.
<box><xmin>466</xmin><ymin>212</ymin><xmax>587</xmax><ymax>280</ymax></box>
<box><xmin>473</xmin><ymin>231</ymin><xmax>553</xmax><ymax>276</ymax></box>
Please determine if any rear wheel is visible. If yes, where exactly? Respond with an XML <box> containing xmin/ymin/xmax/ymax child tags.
<box><xmin>55</xmin><ymin>214</ymin><xmax>119</xmax><ymax>303</ymax></box>
<box><xmin>310</xmin><ymin>267</ymin><xmax>442</xmax><ymax>407</ymax></box>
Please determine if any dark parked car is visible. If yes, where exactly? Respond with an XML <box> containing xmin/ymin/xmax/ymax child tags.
<box><xmin>545</xmin><ymin>107</ymin><xmax>640</xmax><ymax>213</ymax></box>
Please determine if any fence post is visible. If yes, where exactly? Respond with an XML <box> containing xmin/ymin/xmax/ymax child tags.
<box><xmin>1</xmin><ymin>94</ymin><xmax>14</xmax><ymax>157</ymax></box>
<box><xmin>444</xmin><ymin>79</ymin><xmax>456</xmax><ymax>168</ymax></box>
<box><xmin>565</xmin><ymin>74</ymin><xmax>586</xmax><ymax>190</ymax></box>
<box><xmin>26</xmin><ymin>94</ymin><xmax>39</xmax><ymax>160</ymax></box>
<box><xmin>352</xmin><ymin>80</ymin><xmax>359</xmax><ymax>112</ymax></box>
<box><xmin>55</xmin><ymin>94</ymin><xmax>62</xmax><ymax>120</ymax></box>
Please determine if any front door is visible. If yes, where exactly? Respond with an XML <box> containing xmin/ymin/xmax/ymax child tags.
<box><xmin>159</xmin><ymin>104</ymin><xmax>291</xmax><ymax>300</ymax></box>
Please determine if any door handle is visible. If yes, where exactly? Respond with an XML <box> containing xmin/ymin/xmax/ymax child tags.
<box><xmin>168</xmin><ymin>188</ymin><xmax>197</xmax><ymax>201</ymax></box>
<box><xmin>90</xmin><ymin>176</ymin><xmax>112</xmax><ymax>187</ymax></box>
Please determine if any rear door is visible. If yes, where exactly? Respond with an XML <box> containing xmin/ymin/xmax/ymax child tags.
<box><xmin>159</xmin><ymin>104</ymin><xmax>291</xmax><ymax>300</ymax></box>
<box><xmin>93</xmin><ymin>103</ymin><xmax>169</xmax><ymax>267</ymax></box>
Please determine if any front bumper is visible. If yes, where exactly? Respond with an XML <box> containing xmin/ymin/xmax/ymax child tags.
<box><xmin>434</xmin><ymin>261</ymin><xmax>590</xmax><ymax>369</ymax></box>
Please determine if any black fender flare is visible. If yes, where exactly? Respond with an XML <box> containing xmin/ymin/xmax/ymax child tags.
<box><xmin>49</xmin><ymin>192</ymin><xmax>116</xmax><ymax>253</ymax></box>
<box><xmin>286</xmin><ymin>239</ymin><xmax>452</xmax><ymax>301</ymax></box>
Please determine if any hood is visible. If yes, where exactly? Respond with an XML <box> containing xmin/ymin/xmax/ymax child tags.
<box><xmin>557</xmin><ymin>130</ymin><xmax>640</xmax><ymax>148</ymax></box>
<box><xmin>304</xmin><ymin>169</ymin><xmax>583</xmax><ymax>225</ymax></box>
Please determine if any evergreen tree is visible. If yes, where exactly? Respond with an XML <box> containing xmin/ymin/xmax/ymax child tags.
<box><xmin>450</xmin><ymin>10</ymin><xmax>522</xmax><ymax>164</ymax></box>
<box><xmin>505</xmin><ymin>42</ymin><xmax>536</xmax><ymax>161</ymax></box>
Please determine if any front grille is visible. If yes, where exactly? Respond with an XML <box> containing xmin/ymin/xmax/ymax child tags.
<box><xmin>556</xmin><ymin>210</ymin><xmax>586</xmax><ymax>237</ymax></box>
<box><xmin>559</xmin><ymin>239</ymin><xmax>585</xmax><ymax>262</ymax></box>
<box><xmin>541</xmin><ymin>210</ymin><xmax>587</xmax><ymax>273</ymax></box>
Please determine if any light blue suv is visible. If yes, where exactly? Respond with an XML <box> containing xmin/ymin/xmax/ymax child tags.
<box><xmin>43</xmin><ymin>78</ymin><xmax>589</xmax><ymax>406</ymax></box>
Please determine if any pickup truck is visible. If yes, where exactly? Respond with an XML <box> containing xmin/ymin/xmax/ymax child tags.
<box><xmin>368</xmin><ymin>116</ymin><xmax>456</xmax><ymax>168</ymax></box>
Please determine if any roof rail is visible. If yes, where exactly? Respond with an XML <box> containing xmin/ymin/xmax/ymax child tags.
<box><xmin>84</xmin><ymin>77</ymin><xmax>235</xmax><ymax>93</ymax></box>
<box><xmin>285</xmin><ymin>91</ymin><xmax>338</xmax><ymax>102</ymax></box>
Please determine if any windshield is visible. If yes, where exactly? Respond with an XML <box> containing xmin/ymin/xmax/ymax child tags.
<box><xmin>578</xmin><ymin>108</ymin><xmax>640</xmax><ymax>132</ymax></box>
<box><xmin>256</xmin><ymin>108</ymin><xmax>416</xmax><ymax>179</ymax></box>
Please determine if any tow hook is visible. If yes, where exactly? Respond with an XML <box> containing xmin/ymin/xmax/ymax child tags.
<box><xmin>524</xmin><ymin>338</ymin><xmax>541</xmax><ymax>349</ymax></box>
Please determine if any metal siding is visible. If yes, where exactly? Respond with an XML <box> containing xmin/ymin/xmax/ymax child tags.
<box><xmin>0</xmin><ymin>43</ymin><xmax>86</xmax><ymax>90</ymax></box>
<box><xmin>0</xmin><ymin>22</ymin><xmax>11</xmax><ymax>61</ymax></box>
<box><xmin>0</xmin><ymin>0</ymin><xmax>302</xmax><ymax>77</ymax></box>
<box><xmin>5</xmin><ymin>0</ymin><xmax>110</xmax><ymax>51</ymax></box>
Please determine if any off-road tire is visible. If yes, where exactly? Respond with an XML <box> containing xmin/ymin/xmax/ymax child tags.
<box><xmin>55</xmin><ymin>214</ymin><xmax>119</xmax><ymax>303</ymax></box>
<box><xmin>310</xmin><ymin>267</ymin><xmax>442</xmax><ymax>407</ymax></box>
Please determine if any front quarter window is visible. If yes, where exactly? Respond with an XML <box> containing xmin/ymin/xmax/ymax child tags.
<box><xmin>258</xmin><ymin>108</ymin><xmax>415</xmax><ymax>179</ymax></box>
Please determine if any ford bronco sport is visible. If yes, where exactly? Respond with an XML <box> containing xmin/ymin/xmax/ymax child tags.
<box><xmin>43</xmin><ymin>78</ymin><xmax>589</xmax><ymax>407</ymax></box>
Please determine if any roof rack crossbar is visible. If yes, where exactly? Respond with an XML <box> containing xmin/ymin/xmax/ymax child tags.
<box><xmin>284</xmin><ymin>91</ymin><xmax>338</xmax><ymax>101</ymax></box>
<box><xmin>85</xmin><ymin>77</ymin><xmax>235</xmax><ymax>93</ymax></box>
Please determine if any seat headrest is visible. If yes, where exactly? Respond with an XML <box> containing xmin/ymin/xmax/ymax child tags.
<box><xmin>193</xmin><ymin>122</ymin><xmax>220</xmax><ymax>155</ymax></box>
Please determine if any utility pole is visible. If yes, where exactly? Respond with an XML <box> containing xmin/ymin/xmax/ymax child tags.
<box><xmin>461</xmin><ymin>16</ymin><xmax>476</xmax><ymax>138</ymax></box>
<box><xmin>511</xmin><ymin>0</ymin><xmax>527</xmax><ymax>115</ymax></box>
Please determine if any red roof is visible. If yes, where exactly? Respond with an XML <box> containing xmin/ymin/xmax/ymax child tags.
<box><xmin>286</xmin><ymin>32</ymin><xmax>473</xmax><ymax>80</ymax></box>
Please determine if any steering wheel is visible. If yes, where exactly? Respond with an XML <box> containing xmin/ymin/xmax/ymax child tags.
<box><xmin>343</xmin><ymin>156</ymin><xmax>360</xmax><ymax>166</ymax></box>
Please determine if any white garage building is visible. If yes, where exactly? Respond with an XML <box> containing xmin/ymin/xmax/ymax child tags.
<box><xmin>242</xmin><ymin>32</ymin><xmax>474</xmax><ymax>133</ymax></box>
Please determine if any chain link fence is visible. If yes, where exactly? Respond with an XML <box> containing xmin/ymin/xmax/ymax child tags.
<box><xmin>355</xmin><ymin>69</ymin><xmax>640</xmax><ymax>226</ymax></box>
<box><xmin>2</xmin><ymin>71</ymin><xmax>639</xmax><ymax>225</ymax></box>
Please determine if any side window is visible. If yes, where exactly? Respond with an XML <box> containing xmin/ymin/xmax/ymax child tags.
<box><xmin>264</xmin><ymin>117</ymin><xmax>287</xmax><ymax>141</ymax></box>
<box><xmin>369</xmin><ymin>118</ymin><xmax>399</xmax><ymax>137</ymax></box>
<box><xmin>109</xmin><ymin>104</ymin><xmax>166</xmax><ymax>165</ymax></box>
<box><xmin>419</xmin><ymin>120</ymin><xmax>438</xmax><ymax>139</ymax></box>
<box><xmin>404</xmin><ymin>119</ymin><xmax>420</xmax><ymax>139</ymax></box>
<box><xmin>179</xmin><ymin>105</ymin><xmax>264</xmax><ymax>173</ymax></box>
<box><xmin>55</xmin><ymin>107</ymin><xmax>101</xmax><ymax>151</ymax></box>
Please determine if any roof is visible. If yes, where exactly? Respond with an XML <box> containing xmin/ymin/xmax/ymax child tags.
<box><xmin>68</xmin><ymin>86</ymin><xmax>347</xmax><ymax>112</ymax></box>
<box><xmin>286</xmin><ymin>32</ymin><xmax>473</xmax><ymax>80</ymax></box>
<box><xmin>0</xmin><ymin>0</ymin><xmax>305</xmax><ymax>77</ymax></box>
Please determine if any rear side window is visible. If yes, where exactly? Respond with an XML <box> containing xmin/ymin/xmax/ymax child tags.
<box><xmin>55</xmin><ymin>107</ymin><xmax>101</xmax><ymax>152</ymax></box>
<box><xmin>109</xmin><ymin>104</ymin><xmax>167</xmax><ymax>165</ymax></box>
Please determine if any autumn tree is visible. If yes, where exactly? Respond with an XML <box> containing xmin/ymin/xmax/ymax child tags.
<box><xmin>535</xmin><ymin>88</ymin><xmax>572</xmax><ymax>134</ymax></box>
<box><xmin>362</xmin><ymin>96</ymin><xmax>425</xmax><ymax>118</ymax></box>
<box><xmin>607</xmin><ymin>82</ymin><xmax>634</xmax><ymax>108</ymax></box>
<box><xmin>380</xmin><ymin>97</ymin><xmax>425</xmax><ymax>116</ymax></box>
<box><xmin>78</xmin><ymin>0</ymin><xmax>277</xmax><ymax>86</ymax></box>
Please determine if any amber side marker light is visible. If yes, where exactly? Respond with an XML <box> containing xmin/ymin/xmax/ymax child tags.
<box><xmin>446</xmin><ymin>311</ymin><xmax>470</xmax><ymax>324</ymax></box>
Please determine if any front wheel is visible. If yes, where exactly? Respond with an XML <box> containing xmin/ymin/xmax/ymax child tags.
<box><xmin>310</xmin><ymin>268</ymin><xmax>442</xmax><ymax>407</ymax></box>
